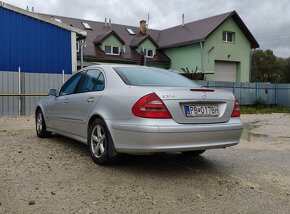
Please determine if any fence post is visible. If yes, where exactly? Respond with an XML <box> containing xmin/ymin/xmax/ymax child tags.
<box><xmin>275</xmin><ymin>84</ymin><xmax>278</xmax><ymax>105</ymax></box>
<box><xmin>232</xmin><ymin>83</ymin><xmax>236</xmax><ymax>96</ymax></box>
<box><xmin>255</xmin><ymin>83</ymin><xmax>259</xmax><ymax>100</ymax></box>
<box><xmin>18</xmin><ymin>67</ymin><xmax>21</xmax><ymax>115</ymax></box>
<box><xmin>62</xmin><ymin>70</ymin><xmax>65</xmax><ymax>84</ymax></box>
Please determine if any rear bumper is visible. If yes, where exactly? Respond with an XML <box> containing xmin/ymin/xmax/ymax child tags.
<box><xmin>107</xmin><ymin>118</ymin><xmax>243</xmax><ymax>154</ymax></box>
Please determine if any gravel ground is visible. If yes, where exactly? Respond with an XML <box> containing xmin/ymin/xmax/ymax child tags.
<box><xmin>0</xmin><ymin>114</ymin><xmax>289</xmax><ymax>214</ymax></box>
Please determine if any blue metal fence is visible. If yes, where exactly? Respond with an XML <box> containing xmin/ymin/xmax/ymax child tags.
<box><xmin>197</xmin><ymin>81</ymin><xmax>290</xmax><ymax>107</ymax></box>
<box><xmin>0</xmin><ymin>70</ymin><xmax>71</xmax><ymax>116</ymax></box>
<box><xmin>1</xmin><ymin>74</ymin><xmax>290</xmax><ymax>116</ymax></box>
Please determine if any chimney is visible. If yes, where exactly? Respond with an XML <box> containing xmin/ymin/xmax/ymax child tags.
<box><xmin>26</xmin><ymin>6</ymin><xmax>29</xmax><ymax>11</ymax></box>
<box><xmin>182</xmin><ymin>13</ymin><xmax>184</xmax><ymax>27</ymax></box>
<box><xmin>31</xmin><ymin>6</ymin><xmax>34</xmax><ymax>12</ymax></box>
<box><xmin>105</xmin><ymin>18</ymin><xmax>107</xmax><ymax>26</ymax></box>
<box><xmin>140</xmin><ymin>20</ymin><xmax>147</xmax><ymax>34</ymax></box>
<box><xmin>109</xmin><ymin>18</ymin><xmax>111</xmax><ymax>27</ymax></box>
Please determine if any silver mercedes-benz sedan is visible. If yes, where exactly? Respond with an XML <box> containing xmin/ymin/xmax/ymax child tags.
<box><xmin>36</xmin><ymin>65</ymin><xmax>243</xmax><ymax>165</ymax></box>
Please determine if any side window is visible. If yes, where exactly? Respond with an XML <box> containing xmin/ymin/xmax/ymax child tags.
<box><xmin>59</xmin><ymin>72</ymin><xmax>83</xmax><ymax>96</ymax></box>
<box><xmin>77</xmin><ymin>69</ymin><xmax>105</xmax><ymax>93</ymax></box>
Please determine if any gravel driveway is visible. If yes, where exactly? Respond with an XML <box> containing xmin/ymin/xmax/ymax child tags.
<box><xmin>0</xmin><ymin>114</ymin><xmax>289</xmax><ymax>213</ymax></box>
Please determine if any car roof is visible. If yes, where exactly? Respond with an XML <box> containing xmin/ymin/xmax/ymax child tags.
<box><xmin>82</xmin><ymin>64</ymin><xmax>147</xmax><ymax>70</ymax></box>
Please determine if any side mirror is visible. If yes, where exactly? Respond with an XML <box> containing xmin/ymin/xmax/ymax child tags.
<box><xmin>48</xmin><ymin>89</ymin><xmax>58</xmax><ymax>97</ymax></box>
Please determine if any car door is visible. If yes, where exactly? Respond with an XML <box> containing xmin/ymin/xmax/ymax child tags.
<box><xmin>46</xmin><ymin>71</ymin><xmax>84</xmax><ymax>132</ymax></box>
<box><xmin>65</xmin><ymin>69</ymin><xmax>106</xmax><ymax>138</ymax></box>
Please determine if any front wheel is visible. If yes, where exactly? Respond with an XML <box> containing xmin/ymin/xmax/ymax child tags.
<box><xmin>88</xmin><ymin>118</ymin><xmax>118</xmax><ymax>165</ymax></box>
<box><xmin>181</xmin><ymin>150</ymin><xmax>206</xmax><ymax>156</ymax></box>
<box><xmin>36</xmin><ymin>109</ymin><xmax>52</xmax><ymax>138</ymax></box>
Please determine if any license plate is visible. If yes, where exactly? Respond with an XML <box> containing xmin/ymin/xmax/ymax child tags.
<box><xmin>184</xmin><ymin>105</ymin><xmax>219</xmax><ymax>117</ymax></box>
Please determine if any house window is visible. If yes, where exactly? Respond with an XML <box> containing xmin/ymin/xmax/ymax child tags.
<box><xmin>53</xmin><ymin>18</ymin><xmax>62</xmax><ymax>23</ymax></box>
<box><xmin>223</xmin><ymin>31</ymin><xmax>235</xmax><ymax>43</ymax></box>
<box><xmin>112</xmin><ymin>46</ymin><xmax>119</xmax><ymax>54</ymax></box>
<box><xmin>82</xmin><ymin>22</ymin><xmax>91</xmax><ymax>29</ymax></box>
<box><xmin>126</xmin><ymin>28</ymin><xmax>135</xmax><ymax>35</ymax></box>
<box><xmin>104</xmin><ymin>45</ymin><xmax>120</xmax><ymax>55</ymax></box>
<box><xmin>105</xmin><ymin>46</ymin><xmax>111</xmax><ymax>54</ymax></box>
<box><xmin>144</xmin><ymin>49</ymin><xmax>154</xmax><ymax>58</ymax></box>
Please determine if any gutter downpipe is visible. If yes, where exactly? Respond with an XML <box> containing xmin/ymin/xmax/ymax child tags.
<box><xmin>62</xmin><ymin>70</ymin><xmax>65</xmax><ymax>84</ymax></box>
<box><xmin>249</xmin><ymin>48</ymin><xmax>255</xmax><ymax>82</ymax></box>
<box><xmin>200</xmin><ymin>41</ymin><xmax>204</xmax><ymax>73</ymax></box>
<box><xmin>80</xmin><ymin>39</ymin><xmax>85</xmax><ymax>69</ymax></box>
<box><xmin>18</xmin><ymin>67</ymin><xmax>21</xmax><ymax>115</ymax></box>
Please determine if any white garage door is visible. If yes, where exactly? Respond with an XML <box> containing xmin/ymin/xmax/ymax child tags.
<box><xmin>214</xmin><ymin>61</ymin><xmax>237</xmax><ymax>82</ymax></box>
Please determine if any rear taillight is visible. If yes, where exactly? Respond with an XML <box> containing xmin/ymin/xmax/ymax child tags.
<box><xmin>132</xmin><ymin>93</ymin><xmax>172</xmax><ymax>119</ymax></box>
<box><xmin>231</xmin><ymin>98</ymin><xmax>240</xmax><ymax>117</ymax></box>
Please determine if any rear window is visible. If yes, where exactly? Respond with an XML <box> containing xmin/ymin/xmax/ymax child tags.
<box><xmin>114</xmin><ymin>67</ymin><xmax>201</xmax><ymax>87</ymax></box>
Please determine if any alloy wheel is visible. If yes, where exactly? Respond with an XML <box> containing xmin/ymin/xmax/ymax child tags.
<box><xmin>36</xmin><ymin>113</ymin><xmax>43</xmax><ymax>134</ymax></box>
<box><xmin>91</xmin><ymin>125</ymin><xmax>106</xmax><ymax>158</ymax></box>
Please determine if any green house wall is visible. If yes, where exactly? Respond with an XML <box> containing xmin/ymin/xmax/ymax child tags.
<box><xmin>163</xmin><ymin>17</ymin><xmax>251</xmax><ymax>82</ymax></box>
<box><xmin>163</xmin><ymin>43</ymin><xmax>201</xmax><ymax>72</ymax></box>
<box><xmin>203</xmin><ymin>18</ymin><xmax>251</xmax><ymax>82</ymax></box>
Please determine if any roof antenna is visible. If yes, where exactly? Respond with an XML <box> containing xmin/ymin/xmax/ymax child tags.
<box><xmin>182</xmin><ymin>13</ymin><xmax>184</xmax><ymax>27</ymax></box>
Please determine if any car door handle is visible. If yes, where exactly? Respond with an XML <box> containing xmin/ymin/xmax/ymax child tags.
<box><xmin>64</xmin><ymin>99</ymin><xmax>70</xmax><ymax>104</ymax></box>
<box><xmin>86</xmin><ymin>97</ymin><xmax>95</xmax><ymax>103</ymax></box>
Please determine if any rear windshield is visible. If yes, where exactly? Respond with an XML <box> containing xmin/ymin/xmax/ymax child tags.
<box><xmin>114</xmin><ymin>67</ymin><xmax>201</xmax><ymax>87</ymax></box>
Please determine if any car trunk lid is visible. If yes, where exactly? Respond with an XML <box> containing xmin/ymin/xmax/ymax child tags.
<box><xmin>154</xmin><ymin>88</ymin><xmax>235</xmax><ymax>124</ymax></box>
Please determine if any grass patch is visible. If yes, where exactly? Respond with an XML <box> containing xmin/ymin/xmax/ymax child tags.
<box><xmin>240</xmin><ymin>106</ymin><xmax>290</xmax><ymax>114</ymax></box>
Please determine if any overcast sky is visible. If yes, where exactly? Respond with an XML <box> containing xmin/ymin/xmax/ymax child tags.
<box><xmin>3</xmin><ymin>0</ymin><xmax>290</xmax><ymax>58</ymax></box>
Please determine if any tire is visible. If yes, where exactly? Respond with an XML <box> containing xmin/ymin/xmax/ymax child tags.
<box><xmin>181</xmin><ymin>150</ymin><xmax>206</xmax><ymax>156</ymax></box>
<box><xmin>88</xmin><ymin>118</ymin><xmax>118</xmax><ymax>165</ymax></box>
<box><xmin>36</xmin><ymin>109</ymin><xmax>52</xmax><ymax>138</ymax></box>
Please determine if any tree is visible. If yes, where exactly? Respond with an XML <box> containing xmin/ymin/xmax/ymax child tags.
<box><xmin>251</xmin><ymin>49</ymin><xmax>283</xmax><ymax>83</ymax></box>
<box><xmin>281</xmin><ymin>57</ymin><xmax>290</xmax><ymax>83</ymax></box>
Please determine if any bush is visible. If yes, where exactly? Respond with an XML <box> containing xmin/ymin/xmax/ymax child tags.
<box><xmin>254</xmin><ymin>98</ymin><xmax>267</xmax><ymax>108</ymax></box>
<box><xmin>180</xmin><ymin>67</ymin><xmax>204</xmax><ymax>80</ymax></box>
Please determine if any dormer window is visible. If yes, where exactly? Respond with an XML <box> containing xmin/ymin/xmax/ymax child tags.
<box><xmin>104</xmin><ymin>45</ymin><xmax>120</xmax><ymax>55</ymax></box>
<box><xmin>144</xmin><ymin>49</ymin><xmax>154</xmax><ymax>58</ymax></box>
<box><xmin>223</xmin><ymin>31</ymin><xmax>235</xmax><ymax>43</ymax></box>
